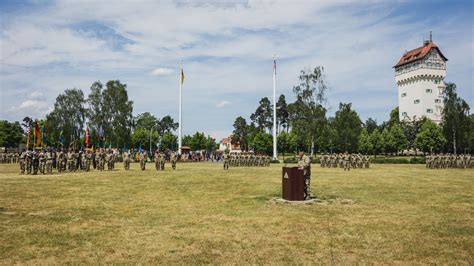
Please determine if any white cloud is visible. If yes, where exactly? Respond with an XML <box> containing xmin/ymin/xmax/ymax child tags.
<box><xmin>216</xmin><ymin>100</ymin><xmax>231</xmax><ymax>108</ymax></box>
<box><xmin>151</xmin><ymin>67</ymin><xmax>174</xmax><ymax>76</ymax></box>
<box><xmin>7</xmin><ymin>100</ymin><xmax>53</xmax><ymax>119</ymax></box>
<box><xmin>28</xmin><ymin>91</ymin><xmax>44</xmax><ymax>99</ymax></box>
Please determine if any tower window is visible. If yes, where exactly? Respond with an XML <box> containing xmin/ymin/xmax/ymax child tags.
<box><xmin>402</xmin><ymin>112</ymin><xmax>408</xmax><ymax>116</ymax></box>
<box><xmin>426</xmin><ymin>89</ymin><xmax>432</xmax><ymax>93</ymax></box>
<box><xmin>414</xmin><ymin>99</ymin><xmax>420</xmax><ymax>104</ymax></box>
<box><xmin>401</xmin><ymin>93</ymin><xmax>407</xmax><ymax>97</ymax></box>
<box><xmin>434</xmin><ymin>80</ymin><xmax>440</xmax><ymax>84</ymax></box>
<box><xmin>435</xmin><ymin>99</ymin><xmax>441</xmax><ymax>103</ymax></box>
<box><xmin>426</xmin><ymin>109</ymin><xmax>433</xmax><ymax>114</ymax></box>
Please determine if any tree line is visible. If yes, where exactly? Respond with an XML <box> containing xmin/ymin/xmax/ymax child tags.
<box><xmin>2</xmin><ymin>69</ymin><xmax>472</xmax><ymax>155</ymax></box>
<box><xmin>231</xmin><ymin>67</ymin><xmax>473</xmax><ymax>155</ymax></box>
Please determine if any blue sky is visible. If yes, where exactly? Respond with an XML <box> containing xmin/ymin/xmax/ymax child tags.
<box><xmin>1</xmin><ymin>0</ymin><xmax>472</xmax><ymax>139</ymax></box>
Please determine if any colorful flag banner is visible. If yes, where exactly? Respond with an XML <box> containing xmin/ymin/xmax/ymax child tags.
<box><xmin>26</xmin><ymin>128</ymin><xmax>30</xmax><ymax>148</ymax></box>
<box><xmin>59</xmin><ymin>130</ymin><xmax>65</xmax><ymax>146</ymax></box>
<box><xmin>181</xmin><ymin>68</ymin><xmax>184</xmax><ymax>85</ymax></box>
<box><xmin>85</xmin><ymin>127</ymin><xmax>90</xmax><ymax>147</ymax></box>
<box><xmin>34</xmin><ymin>122</ymin><xmax>41</xmax><ymax>147</ymax></box>
<box><xmin>42</xmin><ymin>124</ymin><xmax>47</xmax><ymax>146</ymax></box>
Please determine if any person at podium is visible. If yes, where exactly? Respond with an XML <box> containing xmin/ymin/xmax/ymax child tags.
<box><xmin>298</xmin><ymin>151</ymin><xmax>312</xmax><ymax>200</ymax></box>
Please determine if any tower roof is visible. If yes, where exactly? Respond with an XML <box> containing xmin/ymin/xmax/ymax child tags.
<box><xmin>393</xmin><ymin>42</ymin><xmax>448</xmax><ymax>68</ymax></box>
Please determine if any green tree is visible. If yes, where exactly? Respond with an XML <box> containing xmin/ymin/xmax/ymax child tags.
<box><xmin>388</xmin><ymin>107</ymin><xmax>400</xmax><ymax>128</ymax></box>
<box><xmin>277</xmin><ymin>131</ymin><xmax>296</xmax><ymax>158</ymax></box>
<box><xmin>358</xmin><ymin>128</ymin><xmax>371</xmax><ymax>154</ymax></box>
<box><xmin>289</xmin><ymin>66</ymin><xmax>328</xmax><ymax>154</ymax></box>
<box><xmin>231</xmin><ymin>116</ymin><xmax>250</xmax><ymax>151</ymax></box>
<box><xmin>400</xmin><ymin>117</ymin><xmax>426</xmax><ymax>153</ymax></box>
<box><xmin>381</xmin><ymin>127</ymin><xmax>394</xmax><ymax>154</ymax></box>
<box><xmin>131</xmin><ymin>127</ymin><xmax>158</xmax><ymax>151</ymax></box>
<box><xmin>250</xmin><ymin>97</ymin><xmax>273</xmax><ymax>132</ymax></box>
<box><xmin>441</xmin><ymin>83</ymin><xmax>470</xmax><ymax>154</ymax></box>
<box><xmin>46</xmin><ymin>88</ymin><xmax>86</xmax><ymax>148</ymax></box>
<box><xmin>390</xmin><ymin>123</ymin><xmax>408</xmax><ymax>154</ymax></box>
<box><xmin>158</xmin><ymin>115</ymin><xmax>179</xmax><ymax>134</ymax></box>
<box><xmin>276</xmin><ymin>94</ymin><xmax>289</xmax><ymax>133</ymax></box>
<box><xmin>333</xmin><ymin>103</ymin><xmax>362</xmax><ymax>153</ymax></box>
<box><xmin>252</xmin><ymin>131</ymin><xmax>272</xmax><ymax>155</ymax></box>
<box><xmin>364</xmin><ymin>118</ymin><xmax>378</xmax><ymax>134</ymax></box>
<box><xmin>135</xmin><ymin>112</ymin><xmax>159</xmax><ymax>130</ymax></box>
<box><xmin>415</xmin><ymin>120</ymin><xmax>446</xmax><ymax>154</ymax></box>
<box><xmin>183</xmin><ymin>132</ymin><xmax>208</xmax><ymax>151</ymax></box>
<box><xmin>0</xmin><ymin>121</ymin><xmax>24</xmax><ymax>148</ymax></box>
<box><xmin>102</xmin><ymin>80</ymin><xmax>134</xmax><ymax>148</ymax></box>
<box><xmin>160</xmin><ymin>132</ymin><xmax>178</xmax><ymax>151</ymax></box>
<box><xmin>368</xmin><ymin>128</ymin><xmax>383</xmax><ymax>156</ymax></box>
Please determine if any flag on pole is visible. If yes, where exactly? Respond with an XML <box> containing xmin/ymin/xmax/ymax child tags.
<box><xmin>273</xmin><ymin>59</ymin><xmax>276</xmax><ymax>75</ymax></box>
<box><xmin>85</xmin><ymin>127</ymin><xmax>90</xmax><ymax>147</ymax></box>
<box><xmin>181</xmin><ymin>68</ymin><xmax>185</xmax><ymax>85</ymax></box>
<box><xmin>138</xmin><ymin>143</ymin><xmax>142</xmax><ymax>153</ymax></box>
<box><xmin>34</xmin><ymin>122</ymin><xmax>41</xmax><ymax>147</ymax></box>
<box><xmin>26</xmin><ymin>128</ymin><xmax>30</xmax><ymax>148</ymax></box>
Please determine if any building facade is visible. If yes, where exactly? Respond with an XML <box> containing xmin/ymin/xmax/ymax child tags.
<box><xmin>394</xmin><ymin>38</ymin><xmax>447</xmax><ymax>124</ymax></box>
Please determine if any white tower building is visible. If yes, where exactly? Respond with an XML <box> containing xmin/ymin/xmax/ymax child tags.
<box><xmin>394</xmin><ymin>35</ymin><xmax>448</xmax><ymax>124</ymax></box>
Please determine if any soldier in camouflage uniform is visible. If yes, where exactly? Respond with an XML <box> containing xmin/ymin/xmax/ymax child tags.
<box><xmin>223</xmin><ymin>152</ymin><xmax>230</xmax><ymax>170</ymax></box>
<box><xmin>123</xmin><ymin>150</ymin><xmax>131</xmax><ymax>170</ymax></box>
<box><xmin>139</xmin><ymin>151</ymin><xmax>147</xmax><ymax>170</ymax></box>
<box><xmin>19</xmin><ymin>149</ymin><xmax>26</xmax><ymax>174</ymax></box>
<box><xmin>297</xmin><ymin>151</ymin><xmax>312</xmax><ymax>200</ymax></box>
<box><xmin>170</xmin><ymin>151</ymin><xmax>177</xmax><ymax>170</ymax></box>
<box><xmin>154</xmin><ymin>150</ymin><xmax>161</xmax><ymax>171</ymax></box>
<box><xmin>343</xmin><ymin>152</ymin><xmax>350</xmax><ymax>171</ymax></box>
<box><xmin>45</xmin><ymin>149</ymin><xmax>53</xmax><ymax>174</ymax></box>
<box><xmin>38</xmin><ymin>149</ymin><xmax>46</xmax><ymax>174</ymax></box>
<box><xmin>31</xmin><ymin>149</ymin><xmax>39</xmax><ymax>175</ymax></box>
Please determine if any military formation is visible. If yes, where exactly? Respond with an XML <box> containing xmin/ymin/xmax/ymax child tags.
<box><xmin>0</xmin><ymin>153</ymin><xmax>19</xmax><ymax>164</ymax></box>
<box><xmin>13</xmin><ymin>148</ymin><xmax>180</xmax><ymax>175</ymax></box>
<box><xmin>225</xmin><ymin>152</ymin><xmax>271</xmax><ymax>168</ymax></box>
<box><xmin>425</xmin><ymin>154</ymin><xmax>472</xmax><ymax>169</ymax></box>
<box><xmin>319</xmin><ymin>153</ymin><xmax>370</xmax><ymax>171</ymax></box>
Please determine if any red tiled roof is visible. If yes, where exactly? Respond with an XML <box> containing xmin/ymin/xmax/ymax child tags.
<box><xmin>394</xmin><ymin>42</ymin><xmax>447</xmax><ymax>68</ymax></box>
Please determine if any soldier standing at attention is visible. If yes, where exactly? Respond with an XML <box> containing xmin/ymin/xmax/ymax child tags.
<box><xmin>170</xmin><ymin>151</ymin><xmax>177</xmax><ymax>170</ymax></box>
<box><xmin>19</xmin><ymin>149</ymin><xmax>26</xmax><ymax>174</ymax></box>
<box><xmin>123</xmin><ymin>150</ymin><xmax>130</xmax><ymax>170</ymax></box>
<box><xmin>223</xmin><ymin>151</ymin><xmax>230</xmax><ymax>170</ymax></box>
<box><xmin>297</xmin><ymin>151</ymin><xmax>312</xmax><ymax>200</ymax></box>
<box><xmin>343</xmin><ymin>152</ymin><xmax>351</xmax><ymax>171</ymax></box>
<box><xmin>139</xmin><ymin>151</ymin><xmax>147</xmax><ymax>171</ymax></box>
<box><xmin>154</xmin><ymin>150</ymin><xmax>161</xmax><ymax>171</ymax></box>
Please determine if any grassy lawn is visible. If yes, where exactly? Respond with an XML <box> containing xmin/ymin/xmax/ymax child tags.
<box><xmin>0</xmin><ymin>163</ymin><xmax>472</xmax><ymax>264</ymax></box>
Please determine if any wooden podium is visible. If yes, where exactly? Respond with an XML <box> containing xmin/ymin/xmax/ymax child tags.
<box><xmin>282</xmin><ymin>167</ymin><xmax>304</xmax><ymax>201</ymax></box>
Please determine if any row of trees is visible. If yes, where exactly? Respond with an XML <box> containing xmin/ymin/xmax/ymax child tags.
<box><xmin>232</xmin><ymin>67</ymin><xmax>473</xmax><ymax>155</ymax></box>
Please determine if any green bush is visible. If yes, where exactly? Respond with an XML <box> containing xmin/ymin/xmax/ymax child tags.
<box><xmin>409</xmin><ymin>157</ymin><xmax>426</xmax><ymax>164</ymax></box>
<box><xmin>283</xmin><ymin>157</ymin><xmax>297</xmax><ymax>164</ymax></box>
<box><xmin>270</xmin><ymin>159</ymin><xmax>280</xmax><ymax>164</ymax></box>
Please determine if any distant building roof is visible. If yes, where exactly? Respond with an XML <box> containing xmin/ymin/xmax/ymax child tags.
<box><xmin>394</xmin><ymin>41</ymin><xmax>447</xmax><ymax>68</ymax></box>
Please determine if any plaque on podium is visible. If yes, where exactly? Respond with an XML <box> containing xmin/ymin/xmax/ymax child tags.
<box><xmin>282</xmin><ymin>167</ymin><xmax>304</xmax><ymax>201</ymax></box>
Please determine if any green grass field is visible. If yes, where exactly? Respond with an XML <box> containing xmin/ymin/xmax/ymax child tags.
<box><xmin>0</xmin><ymin>163</ymin><xmax>472</xmax><ymax>264</ymax></box>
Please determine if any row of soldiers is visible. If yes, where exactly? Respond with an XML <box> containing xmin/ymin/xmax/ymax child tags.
<box><xmin>0</xmin><ymin>153</ymin><xmax>19</xmax><ymax>164</ymax></box>
<box><xmin>222</xmin><ymin>152</ymin><xmax>271</xmax><ymax>169</ymax></box>
<box><xmin>19</xmin><ymin>148</ymin><xmax>121</xmax><ymax>175</ymax></box>
<box><xmin>319</xmin><ymin>153</ymin><xmax>370</xmax><ymax>170</ymax></box>
<box><xmin>425</xmin><ymin>154</ymin><xmax>472</xmax><ymax>169</ymax></box>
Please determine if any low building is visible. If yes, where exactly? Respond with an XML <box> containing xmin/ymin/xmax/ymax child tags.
<box><xmin>219</xmin><ymin>137</ymin><xmax>241</xmax><ymax>152</ymax></box>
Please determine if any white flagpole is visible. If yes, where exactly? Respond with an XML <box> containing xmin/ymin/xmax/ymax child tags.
<box><xmin>272</xmin><ymin>56</ymin><xmax>277</xmax><ymax>160</ymax></box>
<box><xmin>178</xmin><ymin>66</ymin><xmax>183</xmax><ymax>155</ymax></box>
